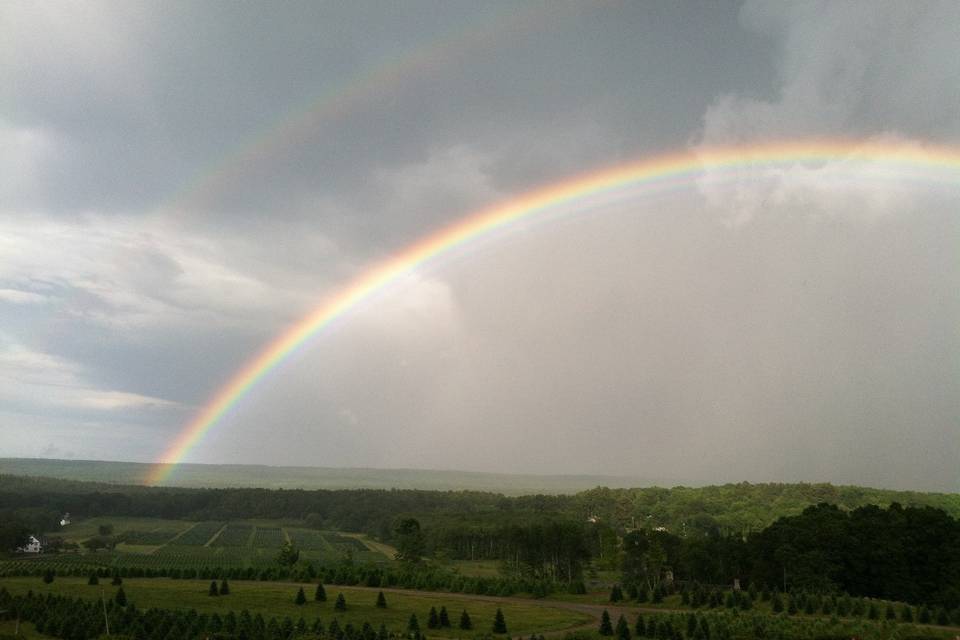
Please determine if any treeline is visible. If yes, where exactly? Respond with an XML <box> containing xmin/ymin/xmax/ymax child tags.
<box><xmin>3</xmin><ymin>474</ymin><xmax>959</xmax><ymax>539</ymax></box>
<box><xmin>618</xmin><ymin>504</ymin><xmax>960</xmax><ymax>608</ymax></box>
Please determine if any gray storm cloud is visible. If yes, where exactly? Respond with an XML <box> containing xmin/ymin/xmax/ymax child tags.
<box><xmin>0</xmin><ymin>1</ymin><xmax>957</xmax><ymax>490</ymax></box>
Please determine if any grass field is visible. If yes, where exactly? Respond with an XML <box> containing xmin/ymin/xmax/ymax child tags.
<box><xmin>0</xmin><ymin>577</ymin><xmax>591</xmax><ymax>637</ymax></box>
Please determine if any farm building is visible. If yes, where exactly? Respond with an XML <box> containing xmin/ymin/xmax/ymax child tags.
<box><xmin>17</xmin><ymin>535</ymin><xmax>43</xmax><ymax>553</ymax></box>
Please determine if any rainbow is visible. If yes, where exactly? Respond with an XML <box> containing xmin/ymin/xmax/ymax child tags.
<box><xmin>146</xmin><ymin>139</ymin><xmax>960</xmax><ymax>485</ymax></box>
<box><xmin>163</xmin><ymin>4</ymin><xmax>552</xmax><ymax>214</ymax></box>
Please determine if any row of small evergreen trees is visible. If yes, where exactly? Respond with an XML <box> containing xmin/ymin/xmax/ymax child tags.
<box><xmin>606</xmin><ymin>582</ymin><xmax>960</xmax><ymax>627</ymax></box>
<box><xmin>0</xmin><ymin>586</ymin><xmax>512</xmax><ymax>640</ymax></box>
<box><xmin>2</xmin><ymin>560</ymin><xmax>569</xmax><ymax>599</ymax></box>
<box><xmin>592</xmin><ymin>609</ymin><xmax>948</xmax><ymax>640</ymax></box>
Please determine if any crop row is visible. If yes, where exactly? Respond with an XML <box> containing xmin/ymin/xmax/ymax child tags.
<box><xmin>211</xmin><ymin>523</ymin><xmax>253</xmax><ymax>547</ymax></box>
<box><xmin>167</xmin><ymin>521</ymin><xmax>225</xmax><ymax>546</ymax></box>
<box><xmin>285</xmin><ymin>528</ymin><xmax>329</xmax><ymax>551</ymax></box>
<box><xmin>251</xmin><ymin>526</ymin><xmax>283</xmax><ymax>548</ymax></box>
<box><xmin>118</xmin><ymin>529</ymin><xmax>178</xmax><ymax>545</ymax></box>
<box><xmin>323</xmin><ymin>533</ymin><xmax>371</xmax><ymax>553</ymax></box>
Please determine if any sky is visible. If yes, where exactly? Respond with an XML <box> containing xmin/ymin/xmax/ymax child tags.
<box><xmin>1</xmin><ymin>1</ymin><xmax>958</xmax><ymax>491</ymax></box>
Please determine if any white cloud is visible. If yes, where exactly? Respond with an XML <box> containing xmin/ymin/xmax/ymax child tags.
<box><xmin>0</xmin><ymin>288</ymin><xmax>47</xmax><ymax>304</ymax></box>
<box><xmin>0</xmin><ymin>337</ymin><xmax>176</xmax><ymax>412</ymax></box>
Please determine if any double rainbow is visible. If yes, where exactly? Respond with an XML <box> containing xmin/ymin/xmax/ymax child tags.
<box><xmin>146</xmin><ymin>139</ymin><xmax>960</xmax><ymax>485</ymax></box>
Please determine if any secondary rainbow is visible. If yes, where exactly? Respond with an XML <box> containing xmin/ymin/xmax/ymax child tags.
<box><xmin>146</xmin><ymin>139</ymin><xmax>960</xmax><ymax>485</ymax></box>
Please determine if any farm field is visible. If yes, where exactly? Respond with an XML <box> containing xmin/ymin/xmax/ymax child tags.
<box><xmin>5</xmin><ymin>517</ymin><xmax>393</xmax><ymax>575</ymax></box>
<box><xmin>0</xmin><ymin>577</ymin><xmax>591</xmax><ymax>637</ymax></box>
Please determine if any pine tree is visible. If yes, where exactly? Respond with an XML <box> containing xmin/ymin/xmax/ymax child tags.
<box><xmin>637</xmin><ymin>587</ymin><xmax>649</xmax><ymax>603</ymax></box>
<box><xmin>376</xmin><ymin>591</ymin><xmax>387</xmax><ymax>608</ymax></box>
<box><xmin>652</xmin><ymin>585</ymin><xmax>664</xmax><ymax>604</ymax></box>
<box><xmin>428</xmin><ymin>606</ymin><xmax>439</xmax><ymax>629</ymax></box>
<box><xmin>771</xmin><ymin>592</ymin><xmax>783</xmax><ymax>613</ymax></box>
<box><xmin>334</xmin><ymin>592</ymin><xmax>347</xmax><ymax>611</ymax></box>
<box><xmin>610</xmin><ymin>584</ymin><xmax>623</xmax><ymax>602</ymax></box>
<box><xmin>918</xmin><ymin>606</ymin><xmax>931</xmax><ymax>624</ymax></box>
<box><xmin>112</xmin><ymin>574</ymin><xmax>123</xmax><ymax>586</ymax></box>
<box><xmin>295</xmin><ymin>587</ymin><xmax>307</xmax><ymax>605</ymax></box>
<box><xmin>900</xmin><ymin>604</ymin><xmax>913</xmax><ymax>622</ymax></box>
<box><xmin>634</xmin><ymin>614</ymin><xmax>645</xmax><ymax>637</ymax></box>
<box><xmin>886</xmin><ymin>603</ymin><xmax>897</xmax><ymax>620</ymax></box>
<box><xmin>459</xmin><ymin>610</ymin><xmax>472</xmax><ymax>630</ymax></box>
<box><xmin>408</xmin><ymin>613</ymin><xmax>420</xmax><ymax>633</ymax></box>
<box><xmin>616</xmin><ymin>614</ymin><xmax>631</xmax><ymax>640</ymax></box>
<box><xmin>209</xmin><ymin>580</ymin><xmax>220</xmax><ymax>596</ymax></box>
<box><xmin>599</xmin><ymin>610</ymin><xmax>614</xmax><ymax>636</ymax></box>
<box><xmin>315</xmin><ymin>583</ymin><xmax>327</xmax><ymax>602</ymax></box>
<box><xmin>867</xmin><ymin>602</ymin><xmax>879</xmax><ymax>620</ymax></box>
<box><xmin>378</xmin><ymin>623</ymin><xmax>389</xmax><ymax>640</ymax></box>
<box><xmin>220</xmin><ymin>579</ymin><xmax>230</xmax><ymax>595</ymax></box>
<box><xmin>115</xmin><ymin>587</ymin><xmax>127</xmax><ymax>606</ymax></box>
<box><xmin>42</xmin><ymin>569</ymin><xmax>55</xmax><ymax>584</ymax></box>
<box><xmin>87</xmin><ymin>573</ymin><xmax>99</xmax><ymax>586</ymax></box>
<box><xmin>493</xmin><ymin>608</ymin><xmax>507</xmax><ymax>634</ymax></box>
<box><xmin>439</xmin><ymin>605</ymin><xmax>451</xmax><ymax>627</ymax></box>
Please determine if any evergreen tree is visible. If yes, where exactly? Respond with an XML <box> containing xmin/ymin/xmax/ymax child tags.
<box><xmin>637</xmin><ymin>586</ymin><xmax>649</xmax><ymax>603</ymax></box>
<box><xmin>87</xmin><ymin>573</ymin><xmax>99</xmax><ymax>586</ymax></box>
<box><xmin>112</xmin><ymin>574</ymin><xmax>123</xmax><ymax>586</ymax></box>
<box><xmin>918</xmin><ymin>605</ymin><xmax>931</xmax><ymax>624</ymax></box>
<box><xmin>220</xmin><ymin>579</ymin><xmax>230</xmax><ymax>595</ymax></box>
<box><xmin>428</xmin><ymin>606</ymin><xmax>439</xmax><ymax>629</ymax></box>
<box><xmin>852</xmin><ymin>598</ymin><xmax>865</xmax><ymax>617</ymax></box>
<box><xmin>616</xmin><ymin>614</ymin><xmax>632</xmax><ymax>640</ymax></box>
<box><xmin>599</xmin><ymin>610</ymin><xmax>614</xmax><ymax>636</ymax></box>
<box><xmin>315</xmin><ymin>583</ymin><xmax>327</xmax><ymax>602</ymax></box>
<box><xmin>459</xmin><ymin>610</ymin><xmax>472</xmax><ymax>630</ymax></box>
<box><xmin>686</xmin><ymin>614</ymin><xmax>697</xmax><ymax>638</ymax></box>
<box><xmin>771</xmin><ymin>592</ymin><xmax>783</xmax><ymax>613</ymax></box>
<box><xmin>652</xmin><ymin>584</ymin><xmax>664</xmax><ymax>604</ymax></box>
<box><xmin>378</xmin><ymin>623</ymin><xmax>389</xmax><ymax>640</ymax></box>
<box><xmin>408</xmin><ymin>613</ymin><xmax>420</xmax><ymax>634</ymax></box>
<box><xmin>787</xmin><ymin>595</ymin><xmax>798</xmax><ymax>615</ymax></box>
<box><xmin>610</xmin><ymin>584</ymin><xmax>624</xmax><ymax>602</ymax></box>
<box><xmin>634</xmin><ymin>614</ymin><xmax>645</xmax><ymax>637</ymax></box>
<box><xmin>439</xmin><ymin>605</ymin><xmax>451</xmax><ymax>627</ymax></box>
<box><xmin>295</xmin><ymin>587</ymin><xmax>307</xmax><ymax>605</ymax></box>
<box><xmin>334</xmin><ymin>592</ymin><xmax>347</xmax><ymax>611</ymax></box>
<box><xmin>115</xmin><ymin>587</ymin><xmax>127</xmax><ymax>606</ymax></box>
<box><xmin>867</xmin><ymin>602</ymin><xmax>879</xmax><ymax>620</ymax></box>
<box><xmin>493</xmin><ymin>608</ymin><xmax>507</xmax><ymax>634</ymax></box>
<box><xmin>936</xmin><ymin>607</ymin><xmax>950</xmax><ymax>626</ymax></box>
<box><xmin>376</xmin><ymin>591</ymin><xmax>387</xmax><ymax>608</ymax></box>
<box><xmin>886</xmin><ymin>603</ymin><xmax>897</xmax><ymax>620</ymax></box>
<box><xmin>42</xmin><ymin>569</ymin><xmax>54</xmax><ymax>584</ymax></box>
<box><xmin>209</xmin><ymin>580</ymin><xmax>219</xmax><ymax>596</ymax></box>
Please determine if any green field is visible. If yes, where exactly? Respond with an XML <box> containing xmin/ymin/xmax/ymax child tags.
<box><xmin>0</xmin><ymin>577</ymin><xmax>590</xmax><ymax>637</ymax></box>
<box><xmin>21</xmin><ymin>516</ymin><xmax>393</xmax><ymax>573</ymax></box>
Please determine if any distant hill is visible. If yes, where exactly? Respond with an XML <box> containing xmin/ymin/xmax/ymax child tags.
<box><xmin>0</xmin><ymin>457</ymin><xmax>674</xmax><ymax>495</ymax></box>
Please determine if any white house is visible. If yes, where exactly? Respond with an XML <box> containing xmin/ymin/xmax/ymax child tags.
<box><xmin>17</xmin><ymin>535</ymin><xmax>43</xmax><ymax>554</ymax></box>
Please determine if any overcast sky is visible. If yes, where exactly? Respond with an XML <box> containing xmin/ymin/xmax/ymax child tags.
<box><xmin>1</xmin><ymin>1</ymin><xmax>958</xmax><ymax>491</ymax></box>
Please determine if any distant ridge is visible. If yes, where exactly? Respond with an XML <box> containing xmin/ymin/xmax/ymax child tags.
<box><xmin>0</xmin><ymin>457</ymin><xmax>681</xmax><ymax>495</ymax></box>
